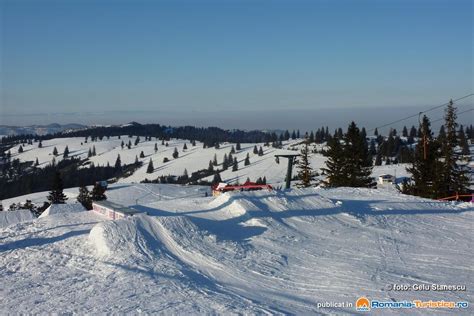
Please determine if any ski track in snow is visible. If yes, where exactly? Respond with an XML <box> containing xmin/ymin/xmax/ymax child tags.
<box><xmin>1</xmin><ymin>184</ymin><xmax>473</xmax><ymax>314</ymax></box>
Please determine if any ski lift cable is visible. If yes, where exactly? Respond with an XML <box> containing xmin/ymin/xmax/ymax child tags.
<box><xmin>430</xmin><ymin>107</ymin><xmax>473</xmax><ymax>124</ymax></box>
<box><xmin>367</xmin><ymin>93</ymin><xmax>473</xmax><ymax>132</ymax></box>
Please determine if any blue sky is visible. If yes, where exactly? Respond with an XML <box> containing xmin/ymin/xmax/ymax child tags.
<box><xmin>1</xmin><ymin>0</ymin><xmax>472</xmax><ymax>128</ymax></box>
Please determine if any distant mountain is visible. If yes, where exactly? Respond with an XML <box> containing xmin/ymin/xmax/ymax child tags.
<box><xmin>0</xmin><ymin>123</ymin><xmax>87</xmax><ymax>136</ymax></box>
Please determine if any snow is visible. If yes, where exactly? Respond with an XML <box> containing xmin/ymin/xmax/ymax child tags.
<box><xmin>3</xmin><ymin>136</ymin><xmax>410</xmax><ymax>190</ymax></box>
<box><xmin>0</xmin><ymin>209</ymin><xmax>35</xmax><ymax>228</ymax></box>
<box><xmin>39</xmin><ymin>203</ymin><xmax>86</xmax><ymax>218</ymax></box>
<box><xmin>1</xmin><ymin>184</ymin><xmax>472</xmax><ymax>314</ymax></box>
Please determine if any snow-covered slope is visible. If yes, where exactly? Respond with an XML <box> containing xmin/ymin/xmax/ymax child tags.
<box><xmin>4</xmin><ymin>135</ymin><xmax>410</xmax><ymax>187</ymax></box>
<box><xmin>1</xmin><ymin>184</ymin><xmax>472</xmax><ymax>314</ymax></box>
<box><xmin>0</xmin><ymin>209</ymin><xmax>35</xmax><ymax>228</ymax></box>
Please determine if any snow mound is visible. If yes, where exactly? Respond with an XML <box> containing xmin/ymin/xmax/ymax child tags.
<box><xmin>0</xmin><ymin>210</ymin><xmax>35</xmax><ymax>228</ymax></box>
<box><xmin>39</xmin><ymin>203</ymin><xmax>86</xmax><ymax>218</ymax></box>
<box><xmin>89</xmin><ymin>214</ymin><xmax>166</xmax><ymax>260</ymax></box>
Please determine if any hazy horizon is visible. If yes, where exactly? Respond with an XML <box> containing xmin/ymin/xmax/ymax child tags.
<box><xmin>1</xmin><ymin>0</ymin><xmax>472</xmax><ymax>125</ymax></box>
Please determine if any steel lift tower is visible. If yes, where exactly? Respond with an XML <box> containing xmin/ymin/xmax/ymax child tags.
<box><xmin>274</xmin><ymin>154</ymin><xmax>300</xmax><ymax>189</ymax></box>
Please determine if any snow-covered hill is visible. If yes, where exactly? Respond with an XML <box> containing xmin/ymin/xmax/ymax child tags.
<box><xmin>0</xmin><ymin>184</ymin><xmax>472</xmax><ymax>314</ymax></box>
<box><xmin>4</xmin><ymin>135</ymin><xmax>410</xmax><ymax>188</ymax></box>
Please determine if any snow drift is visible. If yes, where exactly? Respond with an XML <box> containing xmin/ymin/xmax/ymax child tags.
<box><xmin>39</xmin><ymin>203</ymin><xmax>86</xmax><ymax>218</ymax></box>
<box><xmin>0</xmin><ymin>209</ymin><xmax>35</xmax><ymax>228</ymax></box>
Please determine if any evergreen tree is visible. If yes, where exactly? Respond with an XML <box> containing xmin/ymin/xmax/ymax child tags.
<box><xmin>223</xmin><ymin>154</ymin><xmax>229</xmax><ymax>170</ymax></box>
<box><xmin>47</xmin><ymin>172</ymin><xmax>68</xmax><ymax>204</ymax></box>
<box><xmin>154</xmin><ymin>143</ymin><xmax>158</xmax><ymax>153</ymax></box>
<box><xmin>438</xmin><ymin>101</ymin><xmax>470</xmax><ymax>196</ymax></box>
<box><xmin>296</xmin><ymin>139</ymin><xmax>314</xmax><ymax>187</ymax></box>
<box><xmin>236</xmin><ymin>142</ymin><xmax>241</xmax><ymax>150</ymax></box>
<box><xmin>34</xmin><ymin>157</ymin><xmax>39</xmax><ymax>166</ymax></box>
<box><xmin>92</xmin><ymin>146</ymin><xmax>96</xmax><ymax>156</ymax></box>
<box><xmin>244</xmin><ymin>153</ymin><xmax>250</xmax><ymax>166</ymax></box>
<box><xmin>258</xmin><ymin>146</ymin><xmax>264</xmax><ymax>156</ymax></box>
<box><xmin>458</xmin><ymin>126</ymin><xmax>470</xmax><ymax>156</ymax></box>
<box><xmin>183</xmin><ymin>143</ymin><xmax>188</xmax><ymax>151</ymax></box>
<box><xmin>253</xmin><ymin>145</ymin><xmax>258</xmax><ymax>154</ymax></box>
<box><xmin>402</xmin><ymin>126</ymin><xmax>408</xmax><ymax>137</ymax></box>
<box><xmin>38</xmin><ymin>140</ymin><xmax>43</xmax><ymax>148</ymax></box>
<box><xmin>230</xmin><ymin>145</ymin><xmax>236</xmax><ymax>154</ymax></box>
<box><xmin>374</xmin><ymin>152</ymin><xmax>382</xmax><ymax>166</ymax></box>
<box><xmin>63</xmin><ymin>146</ymin><xmax>69</xmax><ymax>158</ymax></box>
<box><xmin>114</xmin><ymin>154</ymin><xmax>121</xmax><ymax>169</ymax></box>
<box><xmin>77</xmin><ymin>186</ymin><xmax>92</xmax><ymax>210</ymax></box>
<box><xmin>212</xmin><ymin>173</ymin><xmax>222</xmax><ymax>185</ymax></box>
<box><xmin>121</xmin><ymin>140</ymin><xmax>124</xmax><ymax>149</ymax></box>
<box><xmin>374</xmin><ymin>128</ymin><xmax>378</xmax><ymax>136</ymax></box>
<box><xmin>321</xmin><ymin>135</ymin><xmax>346</xmax><ymax>186</ymax></box>
<box><xmin>208</xmin><ymin>160</ymin><xmax>214</xmax><ymax>172</ymax></box>
<box><xmin>127</xmin><ymin>140</ymin><xmax>132</xmax><ymax>149</ymax></box>
<box><xmin>146</xmin><ymin>159</ymin><xmax>154</xmax><ymax>173</ymax></box>
<box><xmin>53</xmin><ymin>147</ymin><xmax>58</xmax><ymax>156</ymax></box>
<box><xmin>135</xmin><ymin>155</ymin><xmax>139</xmax><ymax>165</ymax></box>
<box><xmin>18</xmin><ymin>145</ymin><xmax>24</xmax><ymax>153</ymax></box>
<box><xmin>172</xmin><ymin>147</ymin><xmax>179</xmax><ymax>159</ymax></box>
<box><xmin>134</xmin><ymin>136</ymin><xmax>140</xmax><ymax>146</ymax></box>
<box><xmin>343</xmin><ymin>122</ymin><xmax>373</xmax><ymax>187</ymax></box>
<box><xmin>213</xmin><ymin>154</ymin><xmax>218</xmax><ymax>166</ymax></box>
<box><xmin>291</xmin><ymin>130</ymin><xmax>296</xmax><ymax>140</ymax></box>
<box><xmin>232</xmin><ymin>157</ymin><xmax>238</xmax><ymax>171</ymax></box>
<box><xmin>140</xmin><ymin>151</ymin><xmax>145</xmax><ymax>158</ymax></box>
<box><xmin>91</xmin><ymin>183</ymin><xmax>106</xmax><ymax>201</ymax></box>
<box><xmin>215</xmin><ymin>142</ymin><xmax>220</xmax><ymax>149</ymax></box>
<box><xmin>404</xmin><ymin>115</ymin><xmax>441</xmax><ymax>198</ymax></box>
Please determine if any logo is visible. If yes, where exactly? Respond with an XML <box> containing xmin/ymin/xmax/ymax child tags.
<box><xmin>356</xmin><ymin>297</ymin><xmax>370</xmax><ymax>311</ymax></box>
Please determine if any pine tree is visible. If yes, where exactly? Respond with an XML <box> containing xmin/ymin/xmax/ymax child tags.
<box><xmin>134</xmin><ymin>136</ymin><xmax>140</xmax><ymax>146</ymax></box>
<box><xmin>77</xmin><ymin>186</ymin><xmax>92</xmax><ymax>210</ymax></box>
<box><xmin>244</xmin><ymin>153</ymin><xmax>250</xmax><ymax>166</ymax></box>
<box><xmin>232</xmin><ymin>157</ymin><xmax>238</xmax><ymax>171</ymax></box>
<box><xmin>114</xmin><ymin>154</ymin><xmax>121</xmax><ymax>169</ymax></box>
<box><xmin>208</xmin><ymin>160</ymin><xmax>214</xmax><ymax>172</ymax></box>
<box><xmin>253</xmin><ymin>145</ymin><xmax>258</xmax><ymax>154</ymax></box>
<box><xmin>127</xmin><ymin>140</ymin><xmax>132</xmax><ymax>149</ymax></box>
<box><xmin>258</xmin><ymin>146</ymin><xmax>264</xmax><ymax>156</ymax></box>
<box><xmin>296</xmin><ymin>139</ymin><xmax>314</xmax><ymax>187</ymax></box>
<box><xmin>91</xmin><ymin>183</ymin><xmax>106</xmax><ymax>201</ymax></box>
<box><xmin>154</xmin><ymin>143</ymin><xmax>158</xmax><ymax>153</ymax></box>
<box><xmin>236</xmin><ymin>142</ymin><xmax>241</xmax><ymax>150</ymax></box>
<box><xmin>438</xmin><ymin>101</ymin><xmax>470</xmax><ymax>196</ymax></box>
<box><xmin>140</xmin><ymin>151</ymin><xmax>145</xmax><ymax>158</ymax></box>
<box><xmin>402</xmin><ymin>126</ymin><xmax>408</xmax><ymax>137</ymax></box>
<box><xmin>213</xmin><ymin>154</ymin><xmax>218</xmax><ymax>166</ymax></box>
<box><xmin>47</xmin><ymin>172</ymin><xmax>68</xmax><ymax>204</ymax></box>
<box><xmin>291</xmin><ymin>130</ymin><xmax>296</xmax><ymax>140</ymax></box>
<box><xmin>404</xmin><ymin>115</ymin><xmax>441</xmax><ymax>198</ymax></box>
<box><xmin>38</xmin><ymin>140</ymin><xmax>43</xmax><ymax>148</ymax></box>
<box><xmin>34</xmin><ymin>157</ymin><xmax>39</xmax><ymax>166</ymax></box>
<box><xmin>63</xmin><ymin>146</ymin><xmax>69</xmax><ymax>158</ymax></box>
<box><xmin>135</xmin><ymin>155</ymin><xmax>139</xmax><ymax>166</ymax></box>
<box><xmin>230</xmin><ymin>145</ymin><xmax>235</xmax><ymax>154</ymax></box>
<box><xmin>121</xmin><ymin>140</ymin><xmax>124</xmax><ymax>149</ymax></box>
<box><xmin>374</xmin><ymin>128</ymin><xmax>378</xmax><ymax>136</ymax></box>
<box><xmin>172</xmin><ymin>147</ymin><xmax>179</xmax><ymax>159</ymax></box>
<box><xmin>322</xmin><ymin>136</ymin><xmax>346</xmax><ymax>187</ymax></box>
<box><xmin>146</xmin><ymin>159</ymin><xmax>154</xmax><ymax>173</ymax></box>
<box><xmin>212</xmin><ymin>173</ymin><xmax>222</xmax><ymax>185</ymax></box>
<box><xmin>52</xmin><ymin>147</ymin><xmax>58</xmax><ymax>156</ymax></box>
<box><xmin>343</xmin><ymin>122</ymin><xmax>373</xmax><ymax>187</ymax></box>
<box><xmin>183</xmin><ymin>143</ymin><xmax>188</xmax><ymax>151</ymax></box>
<box><xmin>92</xmin><ymin>146</ymin><xmax>96</xmax><ymax>156</ymax></box>
<box><xmin>223</xmin><ymin>154</ymin><xmax>229</xmax><ymax>170</ymax></box>
<box><xmin>18</xmin><ymin>145</ymin><xmax>24</xmax><ymax>153</ymax></box>
<box><xmin>215</xmin><ymin>142</ymin><xmax>220</xmax><ymax>149</ymax></box>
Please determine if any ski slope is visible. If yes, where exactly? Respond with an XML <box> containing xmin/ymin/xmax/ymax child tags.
<box><xmin>1</xmin><ymin>184</ymin><xmax>472</xmax><ymax>314</ymax></box>
<box><xmin>4</xmin><ymin>135</ymin><xmax>410</xmax><ymax>187</ymax></box>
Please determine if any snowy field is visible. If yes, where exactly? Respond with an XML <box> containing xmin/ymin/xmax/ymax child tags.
<box><xmin>1</xmin><ymin>183</ymin><xmax>472</xmax><ymax>314</ymax></box>
<box><xmin>3</xmin><ymin>135</ymin><xmax>410</xmax><ymax>189</ymax></box>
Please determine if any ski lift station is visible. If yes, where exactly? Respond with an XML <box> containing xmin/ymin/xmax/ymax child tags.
<box><xmin>92</xmin><ymin>200</ymin><xmax>142</xmax><ymax>220</ymax></box>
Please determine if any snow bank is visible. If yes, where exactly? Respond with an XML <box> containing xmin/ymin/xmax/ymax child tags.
<box><xmin>0</xmin><ymin>210</ymin><xmax>35</xmax><ymax>228</ymax></box>
<box><xmin>39</xmin><ymin>203</ymin><xmax>86</xmax><ymax>218</ymax></box>
<box><xmin>89</xmin><ymin>214</ymin><xmax>166</xmax><ymax>260</ymax></box>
